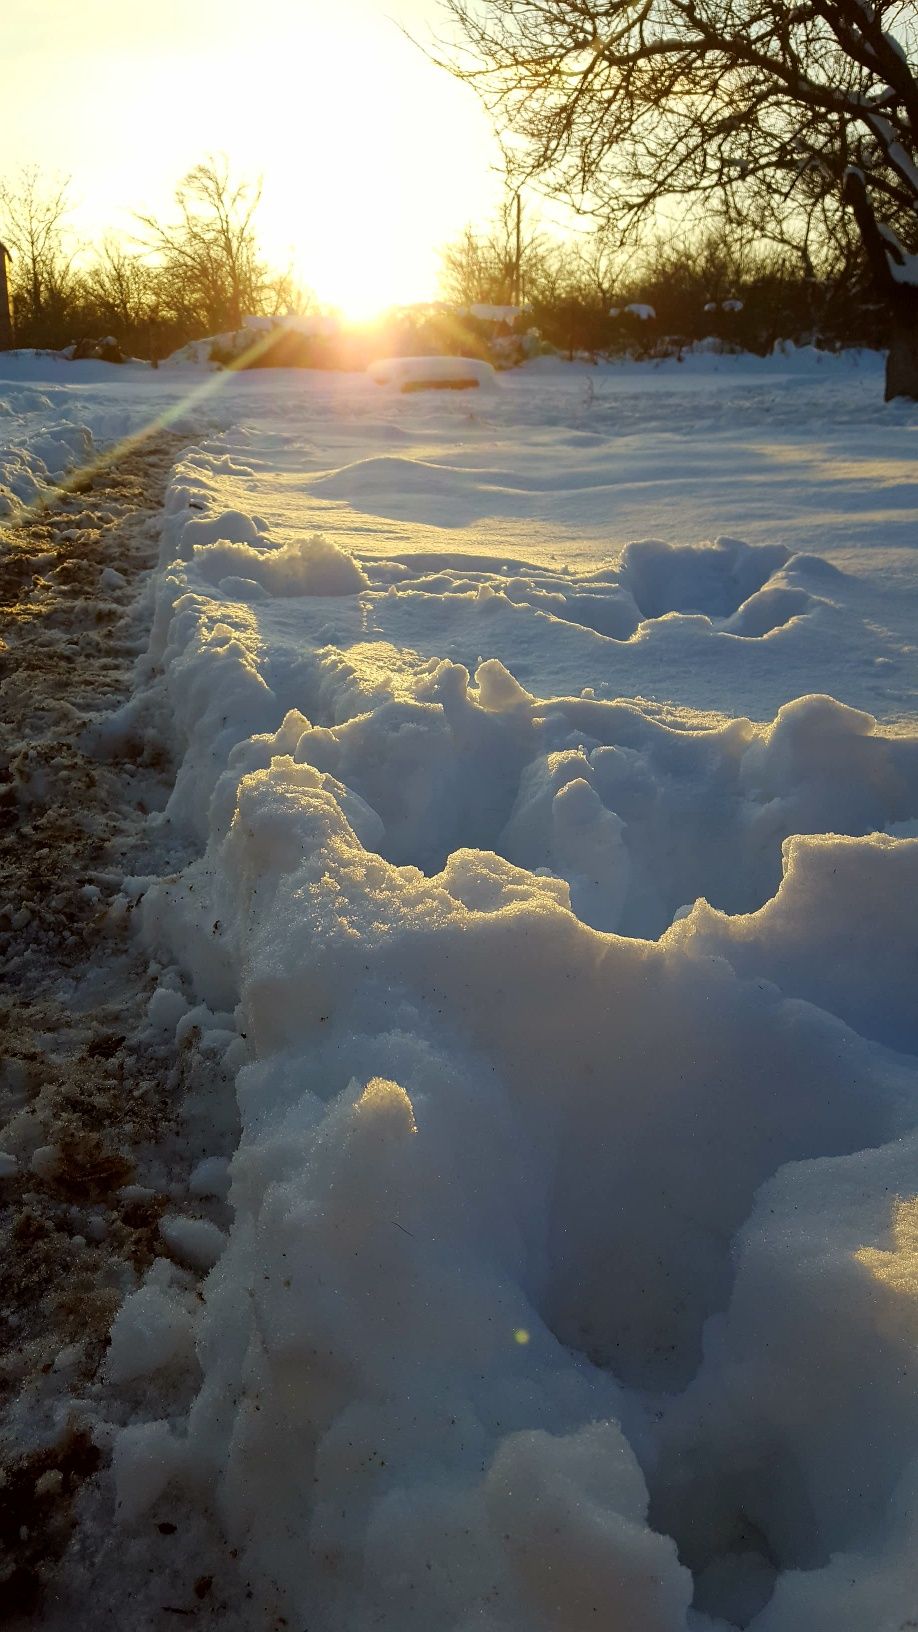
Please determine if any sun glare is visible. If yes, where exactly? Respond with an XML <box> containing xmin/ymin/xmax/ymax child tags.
<box><xmin>253</xmin><ymin>8</ymin><xmax>494</xmax><ymax>314</ymax></box>
<box><xmin>5</xmin><ymin>0</ymin><xmax>502</xmax><ymax>317</ymax></box>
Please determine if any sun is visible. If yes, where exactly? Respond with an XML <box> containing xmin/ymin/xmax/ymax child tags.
<box><xmin>247</xmin><ymin>3</ymin><xmax>502</xmax><ymax>315</ymax></box>
<box><xmin>8</xmin><ymin>0</ymin><xmax>504</xmax><ymax>326</ymax></box>
<box><xmin>332</xmin><ymin>286</ymin><xmax>392</xmax><ymax>324</ymax></box>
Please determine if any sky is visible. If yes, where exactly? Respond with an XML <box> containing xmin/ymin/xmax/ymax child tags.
<box><xmin>4</xmin><ymin>0</ymin><xmax>508</xmax><ymax>314</ymax></box>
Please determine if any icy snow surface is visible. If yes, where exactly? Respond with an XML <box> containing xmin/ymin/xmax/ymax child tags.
<box><xmin>5</xmin><ymin>346</ymin><xmax>918</xmax><ymax>1630</ymax></box>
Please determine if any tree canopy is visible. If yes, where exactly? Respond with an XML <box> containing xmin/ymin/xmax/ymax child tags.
<box><xmin>442</xmin><ymin>0</ymin><xmax>918</xmax><ymax>291</ymax></box>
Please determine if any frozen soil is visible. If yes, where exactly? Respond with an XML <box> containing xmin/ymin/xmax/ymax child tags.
<box><xmin>0</xmin><ymin>438</ymin><xmax>249</xmax><ymax>1625</ymax></box>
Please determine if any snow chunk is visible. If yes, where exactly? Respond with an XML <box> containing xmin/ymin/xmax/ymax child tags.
<box><xmin>464</xmin><ymin>303</ymin><xmax>522</xmax><ymax>323</ymax></box>
<box><xmin>107</xmin><ymin>1282</ymin><xmax>196</xmax><ymax>1383</ymax></box>
<box><xmin>193</xmin><ymin>532</ymin><xmax>368</xmax><ymax>598</ymax></box>
<box><xmin>146</xmin><ymin>986</ymin><xmax>189</xmax><ymax>1037</ymax></box>
<box><xmin>188</xmin><ymin>1156</ymin><xmax>232</xmax><ymax>1199</ymax></box>
<box><xmin>159</xmin><ymin>1215</ymin><xmax>226</xmax><ymax>1271</ymax></box>
<box><xmin>483</xmin><ymin>1424</ymin><xmax>691</xmax><ymax>1628</ymax></box>
<box><xmin>473</xmin><ymin>658</ymin><xmax>532</xmax><ymax>712</ymax></box>
<box><xmin>112</xmin><ymin>1420</ymin><xmax>185</xmax><ymax>1523</ymax></box>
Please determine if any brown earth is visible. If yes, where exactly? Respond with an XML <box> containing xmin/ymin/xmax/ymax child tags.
<box><xmin>0</xmin><ymin>437</ymin><xmax>190</xmax><ymax>1617</ymax></box>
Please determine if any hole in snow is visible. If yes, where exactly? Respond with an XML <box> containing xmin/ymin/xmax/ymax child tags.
<box><xmin>618</xmin><ymin>536</ymin><xmax>791</xmax><ymax>620</ymax></box>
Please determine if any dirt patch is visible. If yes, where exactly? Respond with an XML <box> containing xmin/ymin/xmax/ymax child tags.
<box><xmin>0</xmin><ymin>435</ymin><xmax>197</xmax><ymax>1616</ymax></box>
<box><xmin>0</xmin><ymin>1427</ymin><xmax>102</xmax><ymax>1616</ymax></box>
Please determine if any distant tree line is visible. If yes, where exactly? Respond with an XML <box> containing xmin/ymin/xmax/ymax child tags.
<box><xmin>0</xmin><ymin>156</ymin><xmax>891</xmax><ymax>368</ymax></box>
<box><xmin>440</xmin><ymin>197</ymin><xmax>888</xmax><ymax>360</ymax></box>
<box><xmin>0</xmin><ymin>159</ymin><xmax>309</xmax><ymax>360</ymax></box>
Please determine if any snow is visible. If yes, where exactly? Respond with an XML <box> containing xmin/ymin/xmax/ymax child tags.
<box><xmin>464</xmin><ymin>303</ymin><xmax>523</xmax><ymax>323</ymax></box>
<box><xmin>106</xmin><ymin>1278</ymin><xmax>197</xmax><ymax>1384</ymax></box>
<box><xmin>878</xmin><ymin>220</ymin><xmax>918</xmax><ymax>286</ymax></box>
<box><xmin>4</xmin><ymin>343</ymin><xmax>918</xmax><ymax>1629</ymax></box>
<box><xmin>189</xmin><ymin>1155</ymin><xmax>232</xmax><ymax>1199</ymax></box>
<box><xmin>368</xmin><ymin>354</ymin><xmax>497</xmax><ymax>390</ymax></box>
<box><xmin>159</xmin><ymin>1215</ymin><xmax>226</xmax><ymax>1271</ymax></box>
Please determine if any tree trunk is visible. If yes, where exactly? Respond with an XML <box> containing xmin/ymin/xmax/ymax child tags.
<box><xmin>842</xmin><ymin>171</ymin><xmax>918</xmax><ymax>400</ymax></box>
<box><xmin>886</xmin><ymin>308</ymin><xmax>918</xmax><ymax>401</ymax></box>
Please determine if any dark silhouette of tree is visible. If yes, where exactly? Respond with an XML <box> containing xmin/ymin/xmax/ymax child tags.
<box><xmin>137</xmin><ymin>157</ymin><xmax>271</xmax><ymax>335</ymax></box>
<box><xmin>0</xmin><ymin>168</ymin><xmax>78</xmax><ymax>342</ymax></box>
<box><xmin>442</xmin><ymin>0</ymin><xmax>918</xmax><ymax>396</ymax></box>
<box><xmin>441</xmin><ymin>191</ymin><xmax>552</xmax><ymax>305</ymax></box>
<box><xmin>84</xmin><ymin>239</ymin><xmax>155</xmax><ymax>331</ymax></box>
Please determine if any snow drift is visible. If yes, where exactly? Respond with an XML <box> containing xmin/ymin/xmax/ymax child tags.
<box><xmin>83</xmin><ymin>361</ymin><xmax>918</xmax><ymax>1632</ymax></box>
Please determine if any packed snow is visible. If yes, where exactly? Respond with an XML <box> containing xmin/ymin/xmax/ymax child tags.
<box><xmin>3</xmin><ymin>343</ymin><xmax>918</xmax><ymax>1630</ymax></box>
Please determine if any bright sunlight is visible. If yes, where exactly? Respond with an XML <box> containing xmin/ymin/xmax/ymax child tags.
<box><xmin>4</xmin><ymin>0</ymin><xmax>502</xmax><ymax>314</ymax></box>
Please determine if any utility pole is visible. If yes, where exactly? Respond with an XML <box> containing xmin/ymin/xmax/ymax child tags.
<box><xmin>513</xmin><ymin>190</ymin><xmax>522</xmax><ymax>307</ymax></box>
<box><xmin>0</xmin><ymin>244</ymin><xmax>13</xmax><ymax>350</ymax></box>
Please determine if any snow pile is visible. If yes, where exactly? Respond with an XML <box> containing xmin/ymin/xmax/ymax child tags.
<box><xmin>192</xmin><ymin>530</ymin><xmax>369</xmax><ymax>599</ymax></box>
<box><xmin>368</xmin><ymin>355</ymin><xmax>497</xmax><ymax>391</ymax></box>
<box><xmin>243</xmin><ymin>313</ymin><xmax>339</xmax><ymax>338</ymax></box>
<box><xmin>165</xmin><ymin>315</ymin><xmax>340</xmax><ymax>368</ymax></box>
<box><xmin>161</xmin><ymin>335</ymin><xmax>228</xmax><ymax>369</ymax></box>
<box><xmin>0</xmin><ymin>354</ymin><xmax>221</xmax><ymax>516</ymax></box>
<box><xmin>0</xmin><ymin>392</ymin><xmax>95</xmax><ymax>514</ymax></box>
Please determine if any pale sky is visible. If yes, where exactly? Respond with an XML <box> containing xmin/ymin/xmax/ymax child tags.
<box><xmin>4</xmin><ymin>0</ymin><xmax>507</xmax><ymax>313</ymax></box>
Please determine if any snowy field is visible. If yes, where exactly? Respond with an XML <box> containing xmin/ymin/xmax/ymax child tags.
<box><xmin>3</xmin><ymin>347</ymin><xmax>918</xmax><ymax>1630</ymax></box>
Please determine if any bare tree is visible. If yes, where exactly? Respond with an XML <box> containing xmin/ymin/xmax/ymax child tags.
<box><xmin>83</xmin><ymin>238</ymin><xmax>155</xmax><ymax>330</ymax></box>
<box><xmin>442</xmin><ymin>0</ymin><xmax>918</xmax><ymax>396</ymax></box>
<box><xmin>441</xmin><ymin>190</ymin><xmax>558</xmax><ymax>304</ymax></box>
<box><xmin>0</xmin><ymin>167</ymin><xmax>78</xmax><ymax>341</ymax></box>
<box><xmin>137</xmin><ymin>157</ymin><xmax>270</xmax><ymax>335</ymax></box>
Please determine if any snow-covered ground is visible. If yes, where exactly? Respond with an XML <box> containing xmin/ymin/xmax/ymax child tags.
<box><xmin>3</xmin><ymin>346</ymin><xmax>918</xmax><ymax>1631</ymax></box>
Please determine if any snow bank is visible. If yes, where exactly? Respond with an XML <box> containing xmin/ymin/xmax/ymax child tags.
<box><xmin>0</xmin><ymin>354</ymin><xmax>214</xmax><ymax>517</ymax></box>
<box><xmin>0</xmin><ymin>397</ymin><xmax>94</xmax><ymax>515</ymax></box>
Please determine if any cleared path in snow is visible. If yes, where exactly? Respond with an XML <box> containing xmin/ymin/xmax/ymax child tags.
<box><xmin>0</xmin><ymin>438</ymin><xmax>246</xmax><ymax>1624</ymax></box>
